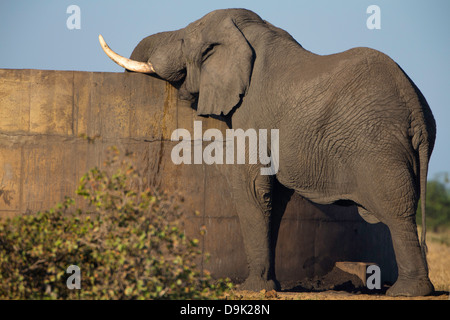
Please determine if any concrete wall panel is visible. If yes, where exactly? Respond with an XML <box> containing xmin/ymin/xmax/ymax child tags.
<box><xmin>0</xmin><ymin>69</ymin><xmax>397</xmax><ymax>285</ymax></box>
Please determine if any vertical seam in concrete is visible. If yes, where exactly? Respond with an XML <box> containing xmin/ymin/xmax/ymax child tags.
<box><xmin>89</xmin><ymin>74</ymin><xmax>93</xmax><ymax>138</ymax></box>
<box><xmin>128</xmin><ymin>74</ymin><xmax>132</xmax><ymax>139</ymax></box>
<box><xmin>98</xmin><ymin>74</ymin><xmax>103</xmax><ymax>150</ymax></box>
<box><xmin>28</xmin><ymin>78</ymin><xmax>31</xmax><ymax>133</ymax></box>
<box><xmin>89</xmin><ymin>73</ymin><xmax>96</xmax><ymax>168</ymax></box>
<box><xmin>176</xmin><ymin>85</ymin><xmax>179</xmax><ymax>137</ymax></box>
<box><xmin>202</xmin><ymin>163</ymin><xmax>206</xmax><ymax>274</ymax></box>
<box><xmin>314</xmin><ymin>217</ymin><xmax>318</xmax><ymax>277</ymax></box>
<box><xmin>72</xmin><ymin>71</ymin><xmax>78</xmax><ymax>191</ymax></box>
<box><xmin>19</xmin><ymin>146</ymin><xmax>24</xmax><ymax>214</ymax></box>
<box><xmin>72</xmin><ymin>71</ymin><xmax>75</xmax><ymax>136</ymax></box>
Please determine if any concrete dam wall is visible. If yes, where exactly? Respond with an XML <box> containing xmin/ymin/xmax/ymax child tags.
<box><xmin>0</xmin><ymin>68</ymin><xmax>397</xmax><ymax>284</ymax></box>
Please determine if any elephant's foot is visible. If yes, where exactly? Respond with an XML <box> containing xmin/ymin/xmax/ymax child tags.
<box><xmin>238</xmin><ymin>276</ymin><xmax>280</xmax><ymax>292</ymax></box>
<box><xmin>386</xmin><ymin>277</ymin><xmax>434</xmax><ymax>297</ymax></box>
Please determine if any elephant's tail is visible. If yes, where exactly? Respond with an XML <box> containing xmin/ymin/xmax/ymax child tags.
<box><xmin>418</xmin><ymin>142</ymin><xmax>429</xmax><ymax>273</ymax></box>
<box><xmin>412</xmin><ymin>94</ymin><xmax>435</xmax><ymax>276</ymax></box>
<box><xmin>414</xmin><ymin>106</ymin><xmax>436</xmax><ymax>276</ymax></box>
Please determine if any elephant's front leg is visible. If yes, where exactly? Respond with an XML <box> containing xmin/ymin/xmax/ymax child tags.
<box><xmin>231</xmin><ymin>164</ymin><xmax>280</xmax><ymax>291</ymax></box>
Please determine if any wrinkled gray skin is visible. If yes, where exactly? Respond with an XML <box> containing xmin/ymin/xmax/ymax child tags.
<box><xmin>126</xmin><ymin>9</ymin><xmax>436</xmax><ymax>296</ymax></box>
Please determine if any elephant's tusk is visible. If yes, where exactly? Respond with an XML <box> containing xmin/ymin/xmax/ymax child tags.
<box><xmin>98</xmin><ymin>34</ymin><xmax>155</xmax><ymax>73</ymax></box>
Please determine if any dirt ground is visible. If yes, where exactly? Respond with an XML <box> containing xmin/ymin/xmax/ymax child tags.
<box><xmin>229</xmin><ymin>232</ymin><xmax>450</xmax><ymax>300</ymax></box>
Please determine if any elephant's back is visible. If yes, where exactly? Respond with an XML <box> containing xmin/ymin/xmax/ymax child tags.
<box><xmin>300</xmin><ymin>48</ymin><xmax>419</xmax><ymax>153</ymax></box>
<box><xmin>277</xmin><ymin>48</ymin><xmax>424</xmax><ymax>199</ymax></box>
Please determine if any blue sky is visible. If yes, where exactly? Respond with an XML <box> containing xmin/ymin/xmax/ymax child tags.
<box><xmin>1</xmin><ymin>0</ymin><xmax>448</xmax><ymax>178</ymax></box>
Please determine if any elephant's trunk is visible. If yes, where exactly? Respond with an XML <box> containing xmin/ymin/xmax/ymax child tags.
<box><xmin>99</xmin><ymin>34</ymin><xmax>156</xmax><ymax>73</ymax></box>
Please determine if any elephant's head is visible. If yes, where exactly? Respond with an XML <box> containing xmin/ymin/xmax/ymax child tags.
<box><xmin>99</xmin><ymin>9</ymin><xmax>264</xmax><ymax>117</ymax></box>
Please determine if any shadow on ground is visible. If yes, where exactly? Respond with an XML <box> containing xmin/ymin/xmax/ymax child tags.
<box><xmin>280</xmin><ymin>266</ymin><xmax>388</xmax><ymax>295</ymax></box>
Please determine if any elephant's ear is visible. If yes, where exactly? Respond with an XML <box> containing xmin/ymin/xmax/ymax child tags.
<box><xmin>183</xmin><ymin>18</ymin><xmax>254</xmax><ymax>116</ymax></box>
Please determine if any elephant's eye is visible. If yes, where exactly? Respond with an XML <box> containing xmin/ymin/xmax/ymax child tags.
<box><xmin>202</xmin><ymin>43</ymin><xmax>218</xmax><ymax>62</ymax></box>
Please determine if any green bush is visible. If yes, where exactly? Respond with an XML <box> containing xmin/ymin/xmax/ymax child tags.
<box><xmin>0</xmin><ymin>147</ymin><xmax>232</xmax><ymax>299</ymax></box>
<box><xmin>417</xmin><ymin>173</ymin><xmax>450</xmax><ymax>231</ymax></box>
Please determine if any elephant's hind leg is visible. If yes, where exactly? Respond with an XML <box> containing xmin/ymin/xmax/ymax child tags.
<box><xmin>384</xmin><ymin>215</ymin><xmax>434</xmax><ymax>296</ymax></box>
<box><xmin>360</xmin><ymin>169</ymin><xmax>434</xmax><ymax>296</ymax></box>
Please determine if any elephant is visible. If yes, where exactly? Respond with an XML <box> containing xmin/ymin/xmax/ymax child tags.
<box><xmin>99</xmin><ymin>8</ymin><xmax>436</xmax><ymax>296</ymax></box>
